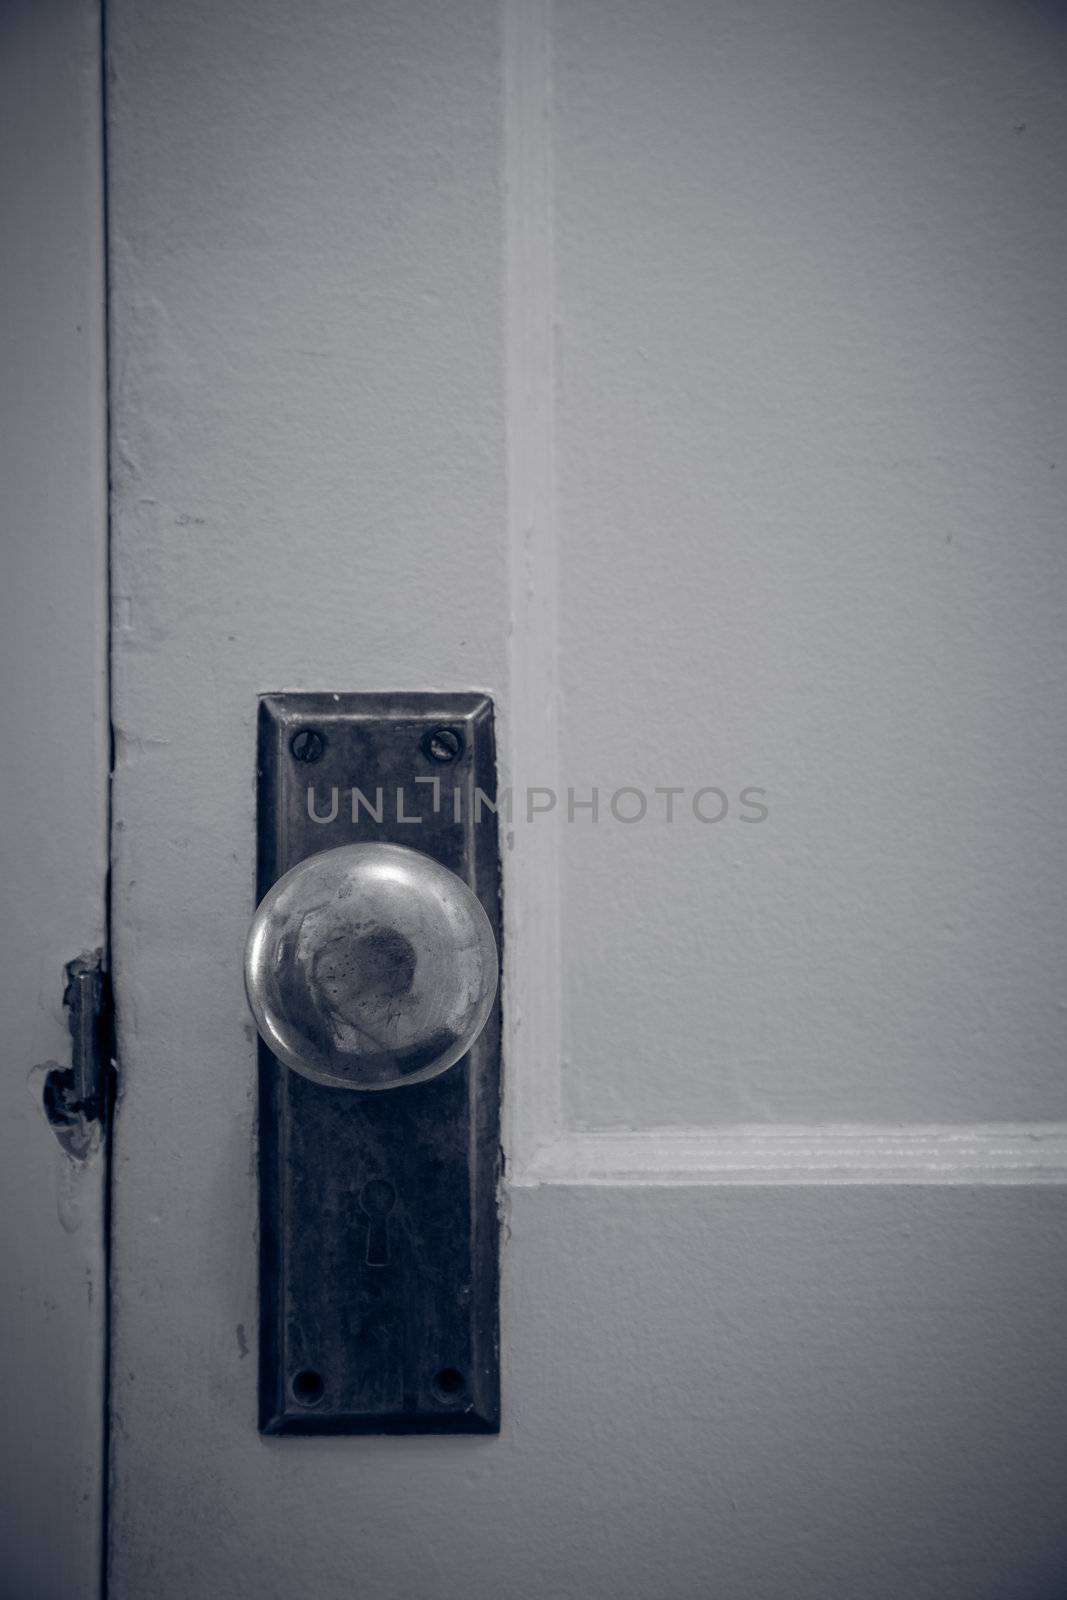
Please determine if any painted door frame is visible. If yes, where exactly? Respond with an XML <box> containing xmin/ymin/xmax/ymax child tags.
<box><xmin>0</xmin><ymin>2</ymin><xmax>110</xmax><ymax>1596</ymax></box>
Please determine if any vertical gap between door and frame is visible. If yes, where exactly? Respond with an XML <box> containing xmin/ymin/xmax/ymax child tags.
<box><xmin>99</xmin><ymin>1</ymin><xmax>116</xmax><ymax>1595</ymax></box>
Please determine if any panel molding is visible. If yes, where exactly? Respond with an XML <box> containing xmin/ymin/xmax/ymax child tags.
<box><xmin>503</xmin><ymin>0</ymin><xmax>563</xmax><ymax>1174</ymax></box>
<box><xmin>513</xmin><ymin>1124</ymin><xmax>1067</xmax><ymax>1186</ymax></box>
<box><xmin>501</xmin><ymin>0</ymin><xmax>1067</xmax><ymax>1190</ymax></box>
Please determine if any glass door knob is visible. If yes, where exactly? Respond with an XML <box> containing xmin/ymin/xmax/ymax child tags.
<box><xmin>244</xmin><ymin>842</ymin><xmax>498</xmax><ymax>1091</ymax></box>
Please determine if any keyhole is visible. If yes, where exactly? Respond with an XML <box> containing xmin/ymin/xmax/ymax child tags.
<box><xmin>360</xmin><ymin>1179</ymin><xmax>396</xmax><ymax>1266</ymax></box>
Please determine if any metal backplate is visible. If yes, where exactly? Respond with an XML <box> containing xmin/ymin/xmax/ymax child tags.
<box><xmin>256</xmin><ymin>693</ymin><xmax>501</xmax><ymax>1433</ymax></box>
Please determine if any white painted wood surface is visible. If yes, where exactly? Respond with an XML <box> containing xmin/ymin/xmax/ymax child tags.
<box><xmin>552</xmin><ymin>0</ymin><xmax>1067</xmax><ymax>1132</ymax></box>
<box><xmin>0</xmin><ymin>3</ymin><xmax>109</xmax><ymax>1595</ymax></box>
<box><xmin>106</xmin><ymin>1</ymin><xmax>1067</xmax><ymax>1595</ymax></box>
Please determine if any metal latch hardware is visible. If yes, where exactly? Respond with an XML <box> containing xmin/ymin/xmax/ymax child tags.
<box><xmin>43</xmin><ymin>951</ymin><xmax>114</xmax><ymax>1155</ymax></box>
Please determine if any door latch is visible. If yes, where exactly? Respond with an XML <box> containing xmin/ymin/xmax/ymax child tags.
<box><xmin>43</xmin><ymin>952</ymin><xmax>114</xmax><ymax>1159</ymax></box>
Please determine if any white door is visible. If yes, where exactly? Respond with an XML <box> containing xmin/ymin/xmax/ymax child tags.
<box><xmin>106</xmin><ymin>2</ymin><xmax>1067</xmax><ymax>1597</ymax></box>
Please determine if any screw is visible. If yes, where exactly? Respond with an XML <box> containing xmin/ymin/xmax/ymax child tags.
<box><xmin>423</xmin><ymin>727</ymin><xmax>463</xmax><ymax>764</ymax></box>
<box><xmin>290</xmin><ymin>728</ymin><xmax>325</xmax><ymax>763</ymax></box>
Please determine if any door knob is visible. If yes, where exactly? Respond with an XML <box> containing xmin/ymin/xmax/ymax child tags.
<box><xmin>244</xmin><ymin>841</ymin><xmax>498</xmax><ymax>1091</ymax></box>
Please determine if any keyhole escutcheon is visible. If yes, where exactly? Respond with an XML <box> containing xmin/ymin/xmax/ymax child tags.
<box><xmin>360</xmin><ymin>1179</ymin><xmax>396</xmax><ymax>1266</ymax></box>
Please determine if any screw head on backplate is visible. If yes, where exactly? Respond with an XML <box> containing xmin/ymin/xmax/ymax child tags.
<box><xmin>423</xmin><ymin>727</ymin><xmax>463</xmax><ymax>764</ymax></box>
<box><xmin>290</xmin><ymin>728</ymin><xmax>325</xmax><ymax>763</ymax></box>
